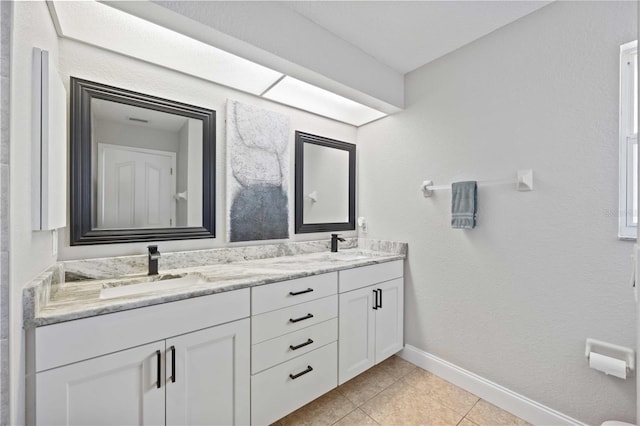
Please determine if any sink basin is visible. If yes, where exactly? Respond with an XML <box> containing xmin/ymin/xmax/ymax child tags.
<box><xmin>326</xmin><ymin>253</ymin><xmax>372</xmax><ymax>261</ymax></box>
<box><xmin>100</xmin><ymin>273</ymin><xmax>207</xmax><ymax>300</ymax></box>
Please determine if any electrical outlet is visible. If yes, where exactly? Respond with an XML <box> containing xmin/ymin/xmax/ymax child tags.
<box><xmin>357</xmin><ymin>217</ymin><xmax>368</xmax><ymax>234</ymax></box>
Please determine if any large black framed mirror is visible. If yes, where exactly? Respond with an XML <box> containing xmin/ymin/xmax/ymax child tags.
<box><xmin>295</xmin><ymin>131</ymin><xmax>355</xmax><ymax>233</ymax></box>
<box><xmin>70</xmin><ymin>77</ymin><xmax>216</xmax><ymax>245</ymax></box>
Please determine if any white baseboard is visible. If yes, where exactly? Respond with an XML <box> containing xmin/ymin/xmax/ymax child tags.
<box><xmin>398</xmin><ymin>345</ymin><xmax>585</xmax><ymax>426</ymax></box>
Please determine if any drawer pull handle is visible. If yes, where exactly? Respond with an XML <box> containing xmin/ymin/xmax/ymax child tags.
<box><xmin>170</xmin><ymin>345</ymin><xmax>176</xmax><ymax>383</ymax></box>
<box><xmin>289</xmin><ymin>288</ymin><xmax>314</xmax><ymax>296</ymax></box>
<box><xmin>290</xmin><ymin>339</ymin><xmax>314</xmax><ymax>351</ymax></box>
<box><xmin>289</xmin><ymin>365</ymin><xmax>313</xmax><ymax>380</ymax></box>
<box><xmin>289</xmin><ymin>313</ymin><xmax>314</xmax><ymax>323</ymax></box>
<box><xmin>377</xmin><ymin>289</ymin><xmax>382</xmax><ymax>309</ymax></box>
<box><xmin>155</xmin><ymin>350</ymin><xmax>161</xmax><ymax>389</ymax></box>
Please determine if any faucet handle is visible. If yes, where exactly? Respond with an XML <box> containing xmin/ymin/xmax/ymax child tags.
<box><xmin>147</xmin><ymin>245</ymin><xmax>160</xmax><ymax>275</ymax></box>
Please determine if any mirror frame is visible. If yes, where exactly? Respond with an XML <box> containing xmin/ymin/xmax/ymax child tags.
<box><xmin>70</xmin><ymin>77</ymin><xmax>216</xmax><ymax>245</ymax></box>
<box><xmin>294</xmin><ymin>131</ymin><xmax>356</xmax><ymax>234</ymax></box>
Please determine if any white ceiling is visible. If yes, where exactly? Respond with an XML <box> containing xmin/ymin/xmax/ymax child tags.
<box><xmin>139</xmin><ymin>0</ymin><xmax>551</xmax><ymax>109</ymax></box>
<box><xmin>95</xmin><ymin>1</ymin><xmax>552</xmax><ymax>121</ymax></box>
<box><xmin>280</xmin><ymin>1</ymin><xmax>552</xmax><ymax>74</ymax></box>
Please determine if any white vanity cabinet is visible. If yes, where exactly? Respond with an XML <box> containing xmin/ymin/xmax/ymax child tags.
<box><xmin>250</xmin><ymin>272</ymin><xmax>339</xmax><ymax>425</ymax></box>
<box><xmin>28</xmin><ymin>288</ymin><xmax>250</xmax><ymax>426</ymax></box>
<box><xmin>28</xmin><ymin>257</ymin><xmax>405</xmax><ymax>425</ymax></box>
<box><xmin>338</xmin><ymin>260</ymin><xmax>404</xmax><ymax>384</ymax></box>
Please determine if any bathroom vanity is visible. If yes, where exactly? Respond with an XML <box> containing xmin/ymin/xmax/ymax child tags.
<box><xmin>32</xmin><ymin>289</ymin><xmax>250</xmax><ymax>425</ymax></box>
<box><xmin>24</xmin><ymin>242</ymin><xmax>405</xmax><ymax>425</ymax></box>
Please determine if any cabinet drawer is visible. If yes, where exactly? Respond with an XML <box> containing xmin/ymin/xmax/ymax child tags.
<box><xmin>339</xmin><ymin>260</ymin><xmax>403</xmax><ymax>293</ymax></box>
<box><xmin>252</xmin><ymin>295</ymin><xmax>337</xmax><ymax>344</ymax></box>
<box><xmin>252</xmin><ymin>318</ymin><xmax>337</xmax><ymax>374</ymax></box>
<box><xmin>252</xmin><ymin>272</ymin><xmax>337</xmax><ymax>315</ymax></box>
<box><xmin>252</xmin><ymin>342</ymin><xmax>337</xmax><ymax>426</ymax></box>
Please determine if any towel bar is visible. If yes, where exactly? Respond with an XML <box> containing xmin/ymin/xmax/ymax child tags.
<box><xmin>421</xmin><ymin>170</ymin><xmax>533</xmax><ymax>197</ymax></box>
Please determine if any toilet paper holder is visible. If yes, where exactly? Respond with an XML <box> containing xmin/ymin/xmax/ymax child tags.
<box><xmin>585</xmin><ymin>338</ymin><xmax>635</xmax><ymax>377</ymax></box>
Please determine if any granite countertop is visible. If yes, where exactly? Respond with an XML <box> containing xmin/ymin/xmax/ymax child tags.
<box><xmin>25</xmin><ymin>246</ymin><xmax>405</xmax><ymax>328</ymax></box>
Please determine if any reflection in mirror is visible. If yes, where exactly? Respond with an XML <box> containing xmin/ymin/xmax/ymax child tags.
<box><xmin>71</xmin><ymin>78</ymin><xmax>216</xmax><ymax>245</ymax></box>
<box><xmin>91</xmin><ymin>99</ymin><xmax>203</xmax><ymax>229</ymax></box>
<box><xmin>295</xmin><ymin>131</ymin><xmax>355</xmax><ymax>233</ymax></box>
<box><xmin>303</xmin><ymin>143</ymin><xmax>349</xmax><ymax>224</ymax></box>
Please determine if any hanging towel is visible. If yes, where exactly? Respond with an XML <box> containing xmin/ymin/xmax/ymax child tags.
<box><xmin>451</xmin><ymin>181</ymin><xmax>477</xmax><ymax>229</ymax></box>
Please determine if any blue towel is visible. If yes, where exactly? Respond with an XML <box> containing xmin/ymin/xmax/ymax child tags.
<box><xmin>451</xmin><ymin>181</ymin><xmax>477</xmax><ymax>229</ymax></box>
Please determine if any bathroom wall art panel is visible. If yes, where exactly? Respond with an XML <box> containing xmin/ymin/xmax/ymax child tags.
<box><xmin>226</xmin><ymin>100</ymin><xmax>290</xmax><ymax>242</ymax></box>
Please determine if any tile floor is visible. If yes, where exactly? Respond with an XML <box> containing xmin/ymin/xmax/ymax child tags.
<box><xmin>275</xmin><ymin>356</ymin><xmax>531</xmax><ymax>426</ymax></box>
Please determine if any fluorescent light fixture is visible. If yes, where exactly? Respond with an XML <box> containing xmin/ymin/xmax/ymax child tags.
<box><xmin>50</xmin><ymin>1</ymin><xmax>283</xmax><ymax>95</ymax></box>
<box><xmin>49</xmin><ymin>1</ymin><xmax>389</xmax><ymax>127</ymax></box>
<box><xmin>263</xmin><ymin>76</ymin><xmax>387</xmax><ymax>126</ymax></box>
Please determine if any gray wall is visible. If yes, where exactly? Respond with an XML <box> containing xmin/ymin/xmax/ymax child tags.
<box><xmin>357</xmin><ymin>2</ymin><xmax>637</xmax><ymax>424</ymax></box>
<box><xmin>0</xmin><ymin>1</ymin><xmax>11</xmax><ymax>423</ymax></box>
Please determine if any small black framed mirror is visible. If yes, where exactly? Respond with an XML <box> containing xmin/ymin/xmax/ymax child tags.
<box><xmin>70</xmin><ymin>77</ymin><xmax>216</xmax><ymax>245</ymax></box>
<box><xmin>295</xmin><ymin>131</ymin><xmax>355</xmax><ymax>233</ymax></box>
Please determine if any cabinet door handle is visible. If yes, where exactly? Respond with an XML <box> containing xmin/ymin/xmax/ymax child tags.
<box><xmin>155</xmin><ymin>350</ymin><xmax>161</xmax><ymax>389</ymax></box>
<box><xmin>289</xmin><ymin>365</ymin><xmax>313</xmax><ymax>380</ymax></box>
<box><xmin>373</xmin><ymin>289</ymin><xmax>378</xmax><ymax>310</ymax></box>
<box><xmin>289</xmin><ymin>339</ymin><xmax>314</xmax><ymax>351</ymax></box>
<box><xmin>289</xmin><ymin>313</ymin><xmax>314</xmax><ymax>323</ymax></box>
<box><xmin>377</xmin><ymin>289</ymin><xmax>383</xmax><ymax>309</ymax></box>
<box><xmin>170</xmin><ymin>345</ymin><xmax>176</xmax><ymax>383</ymax></box>
<box><xmin>289</xmin><ymin>288</ymin><xmax>314</xmax><ymax>296</ymax></box>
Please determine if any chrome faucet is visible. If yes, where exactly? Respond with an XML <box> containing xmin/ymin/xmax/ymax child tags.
<box><xmin>148</xmin><ymin>245</ymin><xmax>161</xmax><ymax>275</ymax></box>
<box><xmin>331</xmin><ymin>234</ymin><xmax>346</xmax><ymax>253</ymax></box>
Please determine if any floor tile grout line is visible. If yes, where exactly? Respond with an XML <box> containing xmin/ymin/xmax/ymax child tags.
<box><xmin>461</xmin><ymin>415</ymin><xmax>480</xmax><ymax>426</ymax></box>
<box><xmin>461</xmin><ymin>396</ymin><xmax>481</xmax><ymax>418</ymax></box>
<box><xmin>463</xmin><ymin>399</ymin><xmax>482</xmax><ymax>424</ymax></box>
<box><xmin>357</xmin><ymin>365</ymin><xmax>425</xmax><ymax>423</ymax></box>
<box><xmin>366</xmin><ymin>409</ymin><xmax>383</xmax><ymax>426</ymax></box>
<box><xmin>354</xmin><ymin>367</ymin><xmax>415</xmax><ymax>407</ymax></box>
<box><xmin>404</xmin><ymin>364</ymin><xmax>483</xmax><ymax>419</ymax></box>
<box><xmin>329</xmin><ymin>406</ymin><xmax>359</xmax><ymax>426</ymax></box>
<box><xmin>339</xmin><ymin>367</ymin><xmax>410</xmax><ymax>408</ymax></box>
<box><xmin>362</xmin><ymin>407</ymin><xmax>385</xmax><ymax>426</ymax></box>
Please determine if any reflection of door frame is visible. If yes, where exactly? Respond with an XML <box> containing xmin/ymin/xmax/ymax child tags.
<box><xmin>97</xmin><ymin>143</ymin><xmax>177</xmax><ymax>228</ymax></box>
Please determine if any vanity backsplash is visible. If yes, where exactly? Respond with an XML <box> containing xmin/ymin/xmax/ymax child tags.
<box><xmin>64</xmin><ymin>238</ymin><xmax>358</xmax><ymax>281</ymax></box>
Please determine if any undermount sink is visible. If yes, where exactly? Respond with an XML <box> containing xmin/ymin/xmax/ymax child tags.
<box><xmin>326</xmin><ymin>252</ymin><xmax>372</xmax><ymax>261</ymax></box>
<box><xmin>100</xmin><ymin>273</ymin><xmax>207</xmax><ymax>300</ymax></box>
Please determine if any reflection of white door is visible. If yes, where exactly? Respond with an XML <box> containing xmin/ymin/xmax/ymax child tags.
<box><xmin>98</xmin><ymin>143</ymin><xmax>176</xmax><ymax>229</ymax></box>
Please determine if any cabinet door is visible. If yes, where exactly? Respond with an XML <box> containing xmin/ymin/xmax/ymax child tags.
<box><xmin>166</xmin><ymin>318</ymin><xmax>250</xmax><ymax>426</ymax></box>
<box><xmin>35</xmin><ymin>341</ymin><xmax>165</xmax><ymax>426</ymax></box>
<box><xmin>338</xmin><ymin>285</ymin><xmax>376</xmax><ymax>384</ymax></box>
<box><xmin>375</xmin><ymin>278</ymin><xmax>404</xmax><ymax>362</ymax></box>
